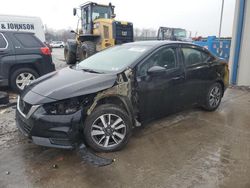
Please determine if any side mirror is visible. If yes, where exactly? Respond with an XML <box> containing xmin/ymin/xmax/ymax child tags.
<box><xmin>73</xmin><ymin>8</ymin><xmax>77</xmax><ymax>16</ymax></box>
<box><xmin>147</xmin><ymin>66</ymin><xmax>166</xmax><ymax>76</ymax></box>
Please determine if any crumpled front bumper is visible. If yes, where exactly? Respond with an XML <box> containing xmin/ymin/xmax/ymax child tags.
<box><xmin>16</xmin><ymin>105</ymin><xmax>83</xmax><ymax>149</ymax></box>
<box><xmin>16</xmin><ymin>97</ymin><xmax>114</xmax><ymax>166</ymax></box>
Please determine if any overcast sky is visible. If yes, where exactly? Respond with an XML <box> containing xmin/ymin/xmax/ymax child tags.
<box><xmin>0</xmin><ymin>0</ymin><xmax>236</xmax><ymax>37</ymax></box>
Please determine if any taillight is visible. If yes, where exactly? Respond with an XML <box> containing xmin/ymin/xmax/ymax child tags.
<box><xmin>40</xmin><ymin>47</ymin><xmax>51</xmax><ymax>56</ymax></box>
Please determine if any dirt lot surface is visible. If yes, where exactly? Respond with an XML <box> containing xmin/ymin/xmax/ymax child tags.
<box><xmin>1</xmin><ymin>49</ymin><xmax>250</xmax><ymax>188</ymax></box>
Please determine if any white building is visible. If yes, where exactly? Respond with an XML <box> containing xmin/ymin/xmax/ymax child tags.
<box><xmin>229</xmin><ymin>0</ymin><xmax>250</xmax><ymax>85</ymax></box>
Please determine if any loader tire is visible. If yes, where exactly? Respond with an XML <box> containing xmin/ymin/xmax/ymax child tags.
<box><xmin>79</xmin><ymin>41</ymin><xmax>96</xmax><ymax>61</ymax></box>
<box><xmin>64</xmin><ymin>47</ymin><xmax>76</xmax><ymax>65</ymax></box>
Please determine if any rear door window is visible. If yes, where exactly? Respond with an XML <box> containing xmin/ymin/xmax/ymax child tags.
<box><xmin>0</xmin><ymin>33</ymin><xmax>8</xmax><ymax>49</ymax></box>
<box><xmin>181</xmin><ymin>47</ymin><xmax>213</xmax><ymax>67</ymax></box>
<box><xmin>14</xmin><ymin>33</ymin><xmax>43</xmax><ymax>48</ymax></box>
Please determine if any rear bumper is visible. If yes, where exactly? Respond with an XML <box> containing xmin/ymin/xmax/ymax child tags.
<box><xmin>16</xmin><ymin>107</ymin><xmax>83</xmax><ymax>149</ymax></box>
<box><xmin>38</xmin><ymin>62</ymin><xmax>55</xmax><ymax>76</ymax></box>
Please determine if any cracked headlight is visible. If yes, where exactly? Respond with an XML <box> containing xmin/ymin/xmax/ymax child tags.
<box><xmin>43</xmin><ymin>98</ymin><xmax>82</xmax><ymax>115</ymax></box>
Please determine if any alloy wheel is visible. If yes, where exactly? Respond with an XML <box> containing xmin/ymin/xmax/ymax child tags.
<box><xmin>209</xmin><ymin>86</ymin><xmax>221</xmax><ymax>108</ymax></box>
<box><xmin>91</xmin><ymin>114</ymin><xmax>126</xmax><ymax>148</ymax></box>
<box><xmin>16</xmin><ymin>72</ymin><xmax>36</xmax><ymax>90</ymax></box>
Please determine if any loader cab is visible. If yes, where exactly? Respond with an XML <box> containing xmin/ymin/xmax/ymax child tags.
<box><xmin>78</xmin><ymin>2</ymin><xmax>115</xmax><ymax>34</ymax></box>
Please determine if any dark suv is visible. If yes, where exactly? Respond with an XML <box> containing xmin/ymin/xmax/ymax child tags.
<box><xmin>0</xmin><ymin>31</ymin><xmax>55</xmax><ymax>93</ymax></box>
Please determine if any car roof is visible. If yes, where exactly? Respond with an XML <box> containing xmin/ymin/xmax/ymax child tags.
<box><xmin>122</xmin><ymin>40</ymin><xmax>196</xmax><ymax>47</ymax></box>
<box><xmin>122</xmin><ymin>40</ymin><xmax>208</xmax><ymax>52</ymax></box>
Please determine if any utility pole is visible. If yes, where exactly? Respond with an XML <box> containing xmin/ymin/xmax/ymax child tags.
<box><xmin>219</xmin><ymin>0</ymin><xmax>225</xmax><ymax>38</ymax></box>
<box><xmin>218</xmin><ymin>0</ymin><xmax>225</xmax><ymax>51</ymax></box>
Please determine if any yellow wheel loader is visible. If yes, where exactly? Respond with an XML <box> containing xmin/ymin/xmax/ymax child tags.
<box><xmin>64</xmin><ymin>2</ymin><xmax>134</xmax><ymax>64</ymax></box>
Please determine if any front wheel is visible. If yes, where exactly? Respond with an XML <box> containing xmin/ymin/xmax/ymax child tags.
<box><xmin>83</xmin><ymin>104</ymin><xmax>132</xmax><ymax>152</ymax></box>
<box><xmin>203</xmin><ymin>82</ymin><xmax>223</xmax><ymax>111</ymax></box>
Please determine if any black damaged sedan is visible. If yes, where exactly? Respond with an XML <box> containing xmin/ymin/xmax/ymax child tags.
<box><xmin>16</xmin><ymin>41</ymin><xmax>229</xmax><ymax>152</ymax></box>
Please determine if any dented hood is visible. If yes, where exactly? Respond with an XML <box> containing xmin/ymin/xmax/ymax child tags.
<box><xmin>23</xmin><ymin>67</ymin><xmax>117</xmax><ymax>104</ymax></box>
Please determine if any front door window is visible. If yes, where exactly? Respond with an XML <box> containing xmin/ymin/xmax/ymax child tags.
<box><xmin>138</xmin><ymin>47</ymin><xmax>177</xmax><ymax>77</ymax></box>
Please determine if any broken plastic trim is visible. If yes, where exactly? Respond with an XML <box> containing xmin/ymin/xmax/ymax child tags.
<box><xmin>78</xmin><ymin>143</ymin><xmax>114</xmax><ymax>167</ymax></box>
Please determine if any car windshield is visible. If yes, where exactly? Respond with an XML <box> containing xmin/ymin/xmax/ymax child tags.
<box><xmin>76</xmin><ymin>45</ymin><xmax>151</xmax><ymax>73</ymax></box>
<box><xmin>174</xmin><ymin>29</ymin><xmax>187</xmax><ymax>38</ymax></box>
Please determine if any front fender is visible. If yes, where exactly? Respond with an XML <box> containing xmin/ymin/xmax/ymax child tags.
<box><xmin>118</xmin><ymin>95</ymin><xmax>136</xmax><ymax>124</ymax></box>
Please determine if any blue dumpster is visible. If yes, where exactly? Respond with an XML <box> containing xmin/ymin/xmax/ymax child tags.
<box><xmin>193</xmin><ymin>36</ymin><xmax>231</xmax><ymax>61</ymax></box>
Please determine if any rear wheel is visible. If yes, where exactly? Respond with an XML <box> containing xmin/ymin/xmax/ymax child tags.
<box><xmin>203</xmin><ymin>82</ymin><xmax>223</xmax><ymax>111</ymax></box>
<box><xmin>79</xmin><ymin>41</ymin><xmax>96</xmax><ymax>61</ymax></box>
<box><xmin>64</xmin><ymin>47</ymin><xmax>76</xmax><ymax>64</ymax></box>
<box><xmin>10</xmin><ymin>68</ymin><xmax>38</xmax><ymax>93</ymax></box>
<box><xmin>83</xmin><ymin>104</ymin><xmax>132</xmax><ymax>152</ymax></box>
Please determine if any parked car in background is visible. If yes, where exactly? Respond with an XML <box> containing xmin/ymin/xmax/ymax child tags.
<box><xmin>50</xmin><ymin>41</ymin><xmax>65</xmax><ymax>48</ymax></box>
<box><xmin>0</xmin><ymin>31</ymin><xmax>55</xmax><ymax>93</ymax></box>
<box><xmin>16</xmin><ymin>41</ymin><xmax>229</xmax><ymax>152</ymax></box>
<box><xmin>44</xmin><ymin>41</ymin><xmax>52</xmax><ymax>52</ymax></box>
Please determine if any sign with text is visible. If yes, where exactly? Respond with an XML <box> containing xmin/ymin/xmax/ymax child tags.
<box><xmin>0</xmin><ymin>22</ymin><xmax>35</xmax><ymax>31</ymax></box>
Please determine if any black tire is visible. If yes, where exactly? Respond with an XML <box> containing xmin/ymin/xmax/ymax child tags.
<box><xmin>0</xmin><ymin>91</ymin><xmax>9</xmax><ymax>104</ymax></box>
<box><xmin>79</xmin><ymin>41</ymin><xmax>96</xmax><ymax>61</ymax></box>
<box><xmin>64</xmin><ymin>47</ymin><xmax>76</xmax><ymax>64</ymax></box>
<box><xmin>203</xmin><ymin>82</ymin><xmax>223</xmax><ymax>111</ymax></box>
<box><xmin>83</xmin><ymin>104</ymin><xmax>132</xmax><ymax>152</ymax></box>
<box><xmin>10</xmin><ymin>68</ymin><xmax>39</xmax><ymax>93</ymax></box>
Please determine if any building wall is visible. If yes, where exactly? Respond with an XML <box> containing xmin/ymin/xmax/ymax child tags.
<box><xmin>229</xmin><ymin>0</ymin><xmax>239</xmax><ymax>81</ymax></box>
<box><xmin>229</xmin><ymin>0</ymin><xmax>250</xmax><ymax>86</ymax></box>
<box><xmin>237</xmin><ymin>0</ymin><xmax>250</xmax><ymax>85</ymax></box>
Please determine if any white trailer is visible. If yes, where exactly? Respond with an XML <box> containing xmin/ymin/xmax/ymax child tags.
<box><xmin>0</xmin><ymin>14</ymin><xmax>45</xmax><ymax>42</ymax></box>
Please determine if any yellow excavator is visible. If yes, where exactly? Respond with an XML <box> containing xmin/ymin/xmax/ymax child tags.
<box><xmin>64</xmin><ymin>2</ymin><xmax>134</xmax><ymax>64</ymax></box>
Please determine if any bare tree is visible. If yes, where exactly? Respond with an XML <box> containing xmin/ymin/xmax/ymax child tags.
<box><xmin>45</xmin><ymin>27</ymin><xmax>75</xmax><ymax>42</ymax></box>
<box><xmin>134</xmin><ymin>28</ymin><xmax>157</xmax><ymax>41</ymax></box>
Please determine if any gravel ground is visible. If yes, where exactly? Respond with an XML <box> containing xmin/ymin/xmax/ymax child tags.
<box><xmin>1</xmin><ymin>50</ymin><xmax>250</xmax><ymax>188</ymax></box>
